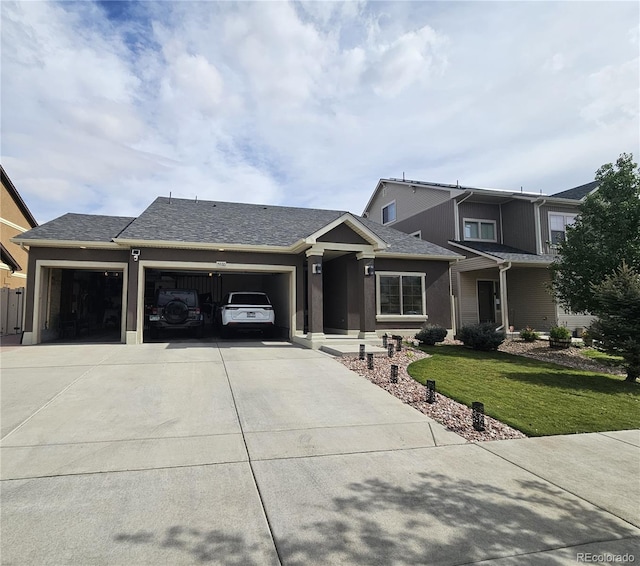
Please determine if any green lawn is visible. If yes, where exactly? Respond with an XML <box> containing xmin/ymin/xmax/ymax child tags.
<box><xmin>408</xmin><ymin>345</ymin><xmax>640</xmax><ymax>437</ymax></box>
<box><xmin>581</xmin><ymin>348</ymin><xmax>625</xmax><ymax>368</ymax></box>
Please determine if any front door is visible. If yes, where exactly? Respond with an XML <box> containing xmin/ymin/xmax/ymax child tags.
<box><xmin>477</xmin><ymin>280</ymin><xmax>498</xmax><ymax>324</ymax></box>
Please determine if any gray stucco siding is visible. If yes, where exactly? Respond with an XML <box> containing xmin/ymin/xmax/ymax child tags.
<box><xmin>374</xmin><ymin>258</ymin><xmax>452</xmax><ymax>329</ymax></box>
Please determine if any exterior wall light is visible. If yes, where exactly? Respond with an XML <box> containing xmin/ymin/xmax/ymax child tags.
<box><xmin>365</xmin><ymin>264</ymin><xmax>375</xmax><ymax>276</ymax></box>
<box><xmin>312</xmin><ymin>263</ymin><xmax>322</xmax><ymax>274</ymax></box>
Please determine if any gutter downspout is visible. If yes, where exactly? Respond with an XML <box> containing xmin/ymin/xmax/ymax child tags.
<box><xmin>497</xmin><ymin>261</ymin><xmax>512</xmax><ymax>331</ymax></box>
<box><xmin>534</xmin><ymin>199</ymin><xmax>547</xmax><ymax>255</ymax></box>
<box><xmin>454</xmin><ymin>191</ymin><xmax>474</xmax><ymax>240</ymax></box>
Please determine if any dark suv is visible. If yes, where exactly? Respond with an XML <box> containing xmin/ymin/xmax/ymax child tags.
<box><xmin>148</xmin><ymin>289</ymin><xmax>204</xmax><ymax>338</ymax></box>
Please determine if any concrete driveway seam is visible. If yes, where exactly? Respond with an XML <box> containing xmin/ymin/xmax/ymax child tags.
<box><xmin>219</xmin><ymin>354</ymin><xmax>284</xmax><ymax>566</ymax></box>
<box><xmin>476</xmin><ymin>442</ymin><xmax>640</xmax><ymax>530</ymax></box>
<box><xmin>598</xmin><ymin>430</ymin><xmax>640</xmax><ymax>447</ymax></box>
<box><xmin>1</xmin><ymin>431</ymin><xmax>241</xmax><ymax>448</ymax></box>
<box><xmin>1</xmin><ymin>361</ymin><xmax>106</xmax><ymax>443</ymax></box>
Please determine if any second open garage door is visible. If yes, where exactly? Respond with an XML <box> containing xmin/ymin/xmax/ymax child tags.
<box><xmin>142</xmin><ymin>266</ymin><xmax>293</xmax><ymax>342</ymax></box>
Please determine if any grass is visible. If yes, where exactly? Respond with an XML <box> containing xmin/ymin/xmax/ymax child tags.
<box><xmin>581</xmin><ymin>348</ymin><xmax>625</xmax><ymax>368</ymax></box>
<box><xmin>408</xmin><ymin>345</ymin><xmax>640</xmax><ymax>437</ymax></box>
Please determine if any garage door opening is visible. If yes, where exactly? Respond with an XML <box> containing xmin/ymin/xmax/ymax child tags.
<box><xmin>39</xmin><ymin>268</ymin><xmax>124</xmax><ymax>343</ymax></box>
<box><xmin>143</xmin><ymin>268</ymin><xmax>292</xmax><ymax>343</ymax></box>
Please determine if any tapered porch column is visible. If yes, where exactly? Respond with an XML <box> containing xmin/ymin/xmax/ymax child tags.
<box><xmin>306</xmin><ymin>249</ymin><xmax>325</xmax><ymax>339</ymax></box>
<box><xmin>357</xmin><ymin>252</ymin><xmax>377</xmax><ymax>339</ymax></box>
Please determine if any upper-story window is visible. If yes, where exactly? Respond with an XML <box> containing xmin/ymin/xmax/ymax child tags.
<box><xmin>463</xmin><ymin>219</ymin><xmax>496</xmax><ymax>242</ymax></box>
<box><xmin>382</xmin><ymin>201</ymin><xmax>396</xmax><ymax>225</ymax></box>
<box><xmin>549</xmin><ymin>213</ymin><xmax>576</xmax><ymax>244</ymax></box>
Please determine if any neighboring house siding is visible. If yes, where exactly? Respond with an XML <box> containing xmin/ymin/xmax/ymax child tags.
<box><xmin>540</xmin><ymin>203</ymin><xmax>581</xmax><ymax>247</ymax></box>
<box><xmin>392</xmin><ymin>200</ymin><xmax>456</xmax><ymax>249</ymax></box>
<box><xmin>458</xmin><ymin>268</ymin><xmax>498</xmax><ymax>327</ymax></box>
<box><xmin>1</xmin><ymin>182</ymin><xmax>32</xmax><ymax>289</ymax></box>
<box><xmin>506</xmin><ymin>268</ymin><xmax>557</xmax><ymax>331</ymax></box>
<box><xmin>557</xmin><ymin>309</ymin><xmax>596</xmax><ymax>333</ymax></box>
<box><xmin>458</xmin><ymin>202</ymin><xmax>502</xmax><ymax>242</ymax></box>
<box><xmin>501</xmin><ymin>200</ymin><xmax>537</xmax><ymax>253</ymax></box>
<box><xmin>367</xmin><ymin>184</ymin><xmax>453</xmax><ymax>225</ymax></box>
<box><xmin>453</xmin><ymin>255</ymin><xmax>497</xmax><ymax>273</ymax></box>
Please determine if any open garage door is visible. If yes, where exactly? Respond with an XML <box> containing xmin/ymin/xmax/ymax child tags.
<box><xmin>142</xmin><ymin>266</ymin><xmax>293</xmax><ymax>343</ymax></box>
<box><xmin>36</xmin><ymin>267</ymin><xmax>125</xmax><ymax>344</ymax></box>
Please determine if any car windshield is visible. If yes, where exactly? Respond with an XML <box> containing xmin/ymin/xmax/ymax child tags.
<box><xmin>157</xmin><ymin>291</ymin><xmax>197</xmax><ymax>307</ymax></box>
<box><xmin>229</xmin><ymin>293</ymin><xmax>270</xmax><ymax>305</ymax></box>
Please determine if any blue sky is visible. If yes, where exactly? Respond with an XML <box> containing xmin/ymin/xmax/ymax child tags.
<box><xmin>2</xmin><ymin>1</ymin><xmax>639</xmax><ymax>224</ymax></box>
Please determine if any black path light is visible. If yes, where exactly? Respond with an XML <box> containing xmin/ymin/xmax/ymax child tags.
<box><xmin>395</xmin><ymin>335</ymin><xmax>402</xmax><ymax>352</ymax></box>
<box><xmin>472</xmin><ymin>402</ymin><xmax>486</xmax><ymax>431</ymax></box>
<box><xmin>359</xmin><ymin>344</ymin><xmax>365</xmax><ymax>360</ymax></box>
<box><xmin>387</xmin><ymin>343</ymin><xmax>395</xmax><ymax>358</ymax></box>
<box><xmin>426</xmin><ymin>380</ymin><xmax>436</xmax><ymax>404</ymax></box>
<box><xmin>382</xmin><ymin>334</ymin><xmax>388</xmax><ymax>348</ymax></box>
<box><xmin>367</xmin><ymin>353</ymin><xmax>374</xmax><ymax>369</ymax></box>
<box><xmin>390</xmin><ymin>364</ymin><xmax>398</xmax><ymax>383</ymax></box>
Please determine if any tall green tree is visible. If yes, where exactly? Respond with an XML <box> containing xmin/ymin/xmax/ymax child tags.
<box><xmin>589</xmin><ymin>263</ymin><xmax>640</xmax><ymax>382</ymax></box>
<box><xmin>551</xmin><ymin>153</ymin><xmax>640</xmax><ymax>314</ymax></box>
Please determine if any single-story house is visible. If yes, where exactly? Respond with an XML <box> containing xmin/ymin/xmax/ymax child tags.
<box><xmin>13</xmin><ymin>196</ymin><xmax>463</xmax><ymax>347</ymax></box>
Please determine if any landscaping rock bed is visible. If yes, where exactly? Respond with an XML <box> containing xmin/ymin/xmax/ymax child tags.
<box><xmin>339</xmin><ymin>337</ymin><xmax>625</xmax><ymax>442</ymax></box>
<box><xmin>338</xmin><ymin>347</ymin><xmax>527</xmax><ymax>443</ymax></box>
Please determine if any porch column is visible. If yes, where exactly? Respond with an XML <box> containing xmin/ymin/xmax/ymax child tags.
<box><xmin>357</xmin><ymin>252</ymin><xmax>377</xmax><ymax>339</ymax></box>
<box><xmin>306</xmin><ymin>249</ymin><xmax>324</xmax><ymax>339</ymax></box>
<box><xmin>499</xmin><ymin>262</ymin><xmax>512</xmax><ymax>331</ymax></box>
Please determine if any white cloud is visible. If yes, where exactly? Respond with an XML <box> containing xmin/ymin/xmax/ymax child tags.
<box><xmin>1</xmin><ymin>0</ymin><xmax>638</xmax><ymax>224</ymax></box>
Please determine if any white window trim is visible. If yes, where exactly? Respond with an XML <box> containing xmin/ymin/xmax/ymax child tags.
<box><xmin>381</xmin><ymin>200</ymin><xmax>397</xmax><ymax>225</ymax></box>
<box><xmin>375</xmin><ymin>271</ymin><xmax>427</xmax><ymax>321</ymax></box>
<box><xmin>410</xmin><ymin>230</ymin><xmax>422</xmax><ymax>238</ymax></box>
<box><xmin>463</xmin><ymin>218</ymin><xmax>497</xmax><ymax>242</ymax></box>
<box><xmin>547</xmin><ymin>212</ymin><xmax>577</xmax><ymax>244</ymax></box>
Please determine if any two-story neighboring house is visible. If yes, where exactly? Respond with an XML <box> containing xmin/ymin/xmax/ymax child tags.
<box><xmin>363</xmin><ymin>178</ymin><xmax>599</xmax><ymax>334</ymax></box>
<box><xmin>1</xmin><ymin>165</ymin><xmax>38</xmax><ymax>336</ymax></box>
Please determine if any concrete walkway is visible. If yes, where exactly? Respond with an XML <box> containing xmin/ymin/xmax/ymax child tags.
<box><xmin>1</xmin><ymin>340</ymin><xmax>638</xmax><ymax>565</ymax></box>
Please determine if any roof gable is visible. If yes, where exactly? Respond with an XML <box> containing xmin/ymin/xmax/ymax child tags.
<box><xmin>550</xmin><ymin>181</ymin><xmax>598</xmax><ymax>201</ymax></box>
<box><xmin>1</xmin><ymin>165</ymin><xmax>38</xmax><ymax>228</ymax></box>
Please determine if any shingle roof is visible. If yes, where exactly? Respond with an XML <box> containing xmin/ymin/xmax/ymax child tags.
<box><xmin>359</xmin><ymin>217</ymin><xmax>460</xmax><ymax>257</ymax></box>
<box><xmin>450</xmin><ymin>241</ymin><xmax>555</xmax><ymax>264</ymax></box>
<box><xmin>17</xmin><ymin>213</ymin><xmax>135</xmax><ymax>242</ymax></box>
<box><xmin>16</xmin><ymin>197</ymin><xmax>461</xmax><ymax>259</ymax></box>
<box><xmin>551</xmin><ymin>181</ymin><xmax>598</xmax><ymax>201</ymax></box>
<box><xmin>118</xmin><ymin>197</ymin><xmax>345</xmax><ymax>247</ymax></box>
<box><xmin>118</xmin><ymin>197</ymin><xmax>460</xmax><ymax>258</ymax></box>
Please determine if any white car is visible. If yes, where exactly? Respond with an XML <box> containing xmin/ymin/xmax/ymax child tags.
<box><xmin>217</xmin><ymin>292</ymin><xmax>275</xmax><ymax>338</ymax></box>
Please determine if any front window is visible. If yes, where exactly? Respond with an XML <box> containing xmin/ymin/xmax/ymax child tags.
<box><xmin>377</xmin><ymin>272</ymin><xmax>425</xmax><ymax>316</ymax></box>
<box><xmin>382</xmin><ymin>201</ymin><xmax>396</xmax><ymax>225</ymax></box>
<box><xmin>463</xmin><ymin>219</ymin><xmax>496</xmax><ymax>242</ymax></box>
<box><xmin>549</xmin><ymin>213</ymin><xmax>576</xmax><ymax>245</ymax></box>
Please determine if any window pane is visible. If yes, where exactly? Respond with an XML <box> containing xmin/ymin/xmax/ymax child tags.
<box><xmin>480</xmin><ymin>223</ymin><xmax>495</xmax><ymax>240</ymax></box>
<box><xmin>380</xmin><ymin>276</ymin><xmax>400</xmax><ymax>314</ymax></box>
<box><xmin>382</xmin><ymin>202</ymin><xmax>396</xmax><ymax>224</ymax></box>
<box><xmin>551</xmin><ymin>230</ymin><xmax>565</xmax><ymax>245</ymax></box>
<box><xmin>402</xmin><ymin>276</ymin><xmax>423</xmax><ymax>315</ymax></box>
<box><xmin>549</xmin><ymin>215</ymin><xmax>565</xmax><ymax>231</ymax></box>
<box><xmin>565</xmin><ymin>214</ymin><xmax>576</xmax><ymax>227</ymax></box>
<box><xmin>464</xmin><ymin>221</ymin><xmax>478</xmax><ymax>239</ymax></box>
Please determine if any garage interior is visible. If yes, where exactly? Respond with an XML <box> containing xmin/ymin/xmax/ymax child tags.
<box><xmin>143</xmin><ymin>268</ymin><xmax>291</xmax><ymax>342</ymax></box>
<box><xmin>39</xmin><ymin>268</ymin><xmax>124</xmax><ymax>343</ymax></box>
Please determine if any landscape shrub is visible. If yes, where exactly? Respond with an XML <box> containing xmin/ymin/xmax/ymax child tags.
<box><xmin>457</xmin><ymin>323</ymin><xmax>505</xmax><ymax>351</ymax></box>
<box><xmin>549</xmin><ymin>326</ymin><xmax>571</xmax><ymax>340</ymax></box>
<box><xmin>415</xmin><ymin>324</ymin><xmax>447</xmax><ymax>346</ymax></box>
<box><xmin>519</xmin><ymin>327</ymin><xmax>539</xmax><ymax>342</ymax></box>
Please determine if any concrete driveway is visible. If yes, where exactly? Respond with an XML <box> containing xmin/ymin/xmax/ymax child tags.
<box><xmin>1</xmin><ymin>340</ymin><xmax>638</xmax><ymax>565</ymax></box>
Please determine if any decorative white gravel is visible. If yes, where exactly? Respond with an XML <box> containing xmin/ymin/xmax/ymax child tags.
<box><xmin>338</xmin><ymin>345</ymin><xmax>527</xmax><ymax>443</ymax></box>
